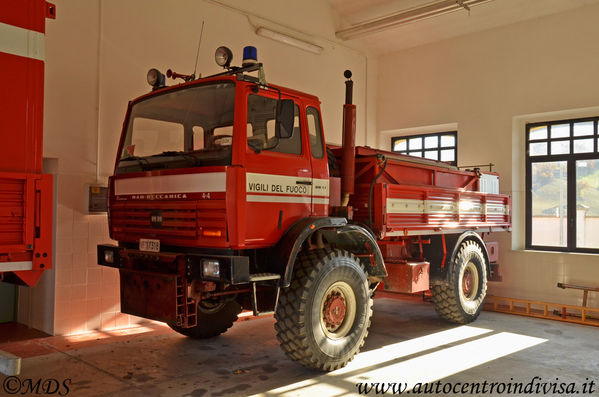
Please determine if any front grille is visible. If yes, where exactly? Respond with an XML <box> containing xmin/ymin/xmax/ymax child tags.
<box><xmin>111</xmin><ymin>200</ymin><xmax>226</xmax><ymax>245</ymax></box>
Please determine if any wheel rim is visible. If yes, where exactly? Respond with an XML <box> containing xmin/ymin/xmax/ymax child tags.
<box><xmin>320</xmin><ymin>281</ymin><xmax>357</xmax><ymax>339</ymax></box>
<box><xmin>460</xmin><ymin>261</ymin><xmax>479</xmax><ymax>301</ymax></box>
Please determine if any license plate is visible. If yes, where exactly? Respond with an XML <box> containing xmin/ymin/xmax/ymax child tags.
<box><xmin>139</xmin><ymin>238</ymin><xmax>160</xmax><ymax>252</ymax></box>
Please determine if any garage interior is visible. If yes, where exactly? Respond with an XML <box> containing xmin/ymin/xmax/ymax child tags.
<box><xmin>1</xmin><ymin>0</ymin><xmax>598</xmax><ymax>396</ymax></box>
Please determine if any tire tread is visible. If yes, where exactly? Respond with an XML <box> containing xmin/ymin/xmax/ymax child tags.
<box><xmin>432</xmin><ymin>240</ymin><xmax>487</xmax><ymax>324</ymax></box>
<box><xmin>274</xmin><ymin>249</ymin><xmax>373</xmax><ymax>371</ymax></box>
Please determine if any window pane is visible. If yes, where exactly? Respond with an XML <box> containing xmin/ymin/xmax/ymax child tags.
<box><xmin>424</xmin><ymin>151</ymin><xmax>438</xmax><ymax>160</ymax></box>
<box><xmin>529</xmin><ymin>142</ymin><xmax>547</xmax><ymax>156</ymax></box>
<box><xmin>440</xmin><ymin>149</ymin><xmax>455</xmax><ymax>162</ymax></box>
<box><xmin>531</xmin><ymin>161</ymin><xmax>567</xmax><ymax>247</ymax></box>
<box><xmin>130</xmin><ymin>118</ymin><xmax>184</xmax><ymax>157</ymax></box>
<box><xmin>573</xmin><ymin>138</ymin><xmax>594</xmax><ymax>153</ymax></box>
<box><xmin>247</xmin><ymin>95</ymin><xmax>301</xmax><ymax>155</ymax></box>
<box><xmin>408</xmin><ymin>151</ymin><xmax>422</xmax><ymax>157</ymax></box>
<box><xmin>550</xmin><ymin>124</ymin><xmax>569</xmax><ymax>138</ymax></box>
<box><xmin>266</xmin><ymin>119</ymin><xmax>276</xmax><ymax>139</ymax></box>
<box><xmin>576</xmin><ymin>160</ymin><xmax>599</xmax><ymax>248</ymax></box>
<box><xmin>440</xmin><ymin>134</ymin><xmax>455</xmax><ymax>147</ymax></box>
<box><xmin>393</xmin><ymin>139</ymin><xmax>407</xmax><ymax>151</ymax></box>
<box><xmin>307</xmin><ymin>107</ymin><xmax>324</xmax><ymax>159</ymax></box>
<box><xmin>551</xmin><ymin>140</ymin><xmax>569</xmax><ymax>155</ymax></box>
<box><xmin>529</xmin><ymin>126</ymin><xmax>548</xmax><ymax>140</ymax></box>
<box><xmin>119</xmin><ymin>83</ymin><xmax>235</xmax><ymax>169</ymax></box>
<box><xmin>574</xmin><ymin>121</ymin><xmax>594</xmax><ymax>137</ymax></box>
<box><xmin>193</xmin><ymin>126</ymin><xmax>204</xmax><ymax>150</ymax></box>
<box><xmin>409</xmin><ymin>138</ymin><xmax>422</xmax><ymax>150</ymax></box>
<box><xmin>424</xmin><ymin>136</ymin><xmax>438</xmax><ymax>149</ymax></box>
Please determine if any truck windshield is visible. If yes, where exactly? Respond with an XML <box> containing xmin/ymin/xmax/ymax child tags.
<box><xmin>116</xmin><ymin>82</ymin><xmax>235</xmax><ymax>174</ymax></box>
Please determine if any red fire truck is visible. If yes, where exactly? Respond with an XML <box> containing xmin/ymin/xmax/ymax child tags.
<box><xmin>98</xmin><ymin>46</ymin><xmax>511</xmax><ymax>371</ymax></box>
<box><xmin>0</xmin><ymin>0</ymin><xmax>55</xmax><ymax>287</ymax></box>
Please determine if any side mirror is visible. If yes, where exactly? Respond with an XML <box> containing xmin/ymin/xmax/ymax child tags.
<box><xmin>275</xmin><ymin>99</ymin><xmax>295</xmax><ymax>139</ymax></box>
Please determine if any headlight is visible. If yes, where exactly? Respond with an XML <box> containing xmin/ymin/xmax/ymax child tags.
<box><xmin>202</xmin><ymin>259</ymin><xmax>220</xmax><ymax>278</ymax></box>
<box><xmin>215</xmin><ymin>46</ymin><xmax>233</xmax><ymax>68</ymax></box>
<box><xmin>104</xmin><ymin>250</ymin><xmax>114</xmax><ymax>264</ymax></box>
<box><xmin>147</xmin><ymin>68</ymin><xmax>165</xmax><ymax>88</ymax></box>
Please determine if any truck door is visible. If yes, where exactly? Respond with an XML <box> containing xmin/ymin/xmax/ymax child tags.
<box><xmin>244</xmin><ymin>92</ymin><xmax>312</xmax><ymax>246</ymax></box>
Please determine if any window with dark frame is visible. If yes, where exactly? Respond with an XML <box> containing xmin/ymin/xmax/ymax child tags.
<box><xmin>391</xmin><ymin>131</ymin><xmax>457</xmax><ymax>166</ymax></box>
<box><xmin>526</xmin><ymin>117</ymin><xmax>599</xmax><ymax>253</ymax></box>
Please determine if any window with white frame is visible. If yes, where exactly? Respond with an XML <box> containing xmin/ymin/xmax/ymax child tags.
<box><xmin>391</xmin><ymin>131</ymin><xmax>457</xmax><ymax>166</ymax></box>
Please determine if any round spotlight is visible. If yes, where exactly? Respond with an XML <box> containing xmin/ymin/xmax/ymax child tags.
<box><xmin>215</xmin><ymin>46</ymin><xmax>233</xmax><ymax>68</ymax></box>
<box><xmin>147</xmin><ymin>68</ymin><xmax>164</xmax><ymax>87</ymax></box>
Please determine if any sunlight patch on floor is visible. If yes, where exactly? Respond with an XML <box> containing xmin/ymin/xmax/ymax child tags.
<box><xmin>252</xmin><ymin>327</ymin><xmax>547</xmax><ymax>397</ymax></box>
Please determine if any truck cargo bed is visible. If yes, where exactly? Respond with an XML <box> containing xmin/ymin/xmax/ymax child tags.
<box><xmin>332</xmin><ymin>146</ymin><xmax>511</xmax><ymax>238</ymax></box>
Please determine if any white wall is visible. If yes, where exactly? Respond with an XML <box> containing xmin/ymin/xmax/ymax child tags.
<box><xmin>97</xmin><ymin>0</ymin><xmax>371</xmax><ymax>179</ymax></box>
<box><xmin>377</xmin><ymin>4</ymin><xmax>599</xmax><ymax>306</ymax></box>
<box><xmin>42</xmin><ymin>0</ymin><xmax>115</xmax><ymax>335</ymax></box>
<box><xmin>39</xmin><ymin>0</ymin><xmax>371</xmax><ymax>334</ymax></box>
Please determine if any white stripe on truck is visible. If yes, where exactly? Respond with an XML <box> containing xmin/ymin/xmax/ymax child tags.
<box><xmin>0</xmin><ymin>22</ymin><xmax>45</xmax><ymax>61</ymax></box>
<box><xmin>115</xmin><ymin>172</ymin><xmax>227</xmax><ymax>195</ymax></box>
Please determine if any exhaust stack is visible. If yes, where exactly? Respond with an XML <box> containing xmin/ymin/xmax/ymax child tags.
<box><xmin>341</xmin><ymin>70</ymin><xmax>356</xmax><ymax>207</ymax></box>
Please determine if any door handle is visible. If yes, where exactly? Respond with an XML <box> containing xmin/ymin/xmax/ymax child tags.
<box><xmin>296</xmin><ymin>180</ymin><xmax>312</xmax><ymax>185</ymax></box>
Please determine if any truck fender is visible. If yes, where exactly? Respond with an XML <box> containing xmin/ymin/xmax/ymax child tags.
<box><xmin>428</xmin><ymin>231</ymin><xmax>490</xmax><ymax>285</ymax></box>
<box><xmin>275</xmin><ymin>217</ymin><xmax>387</xmax><ymax>288</ymax></box>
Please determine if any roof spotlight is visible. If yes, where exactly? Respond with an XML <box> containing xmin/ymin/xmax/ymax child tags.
<box><xmin>215</xmin><ymin>46</ymin><xmax>233</xmax><ymax>68</ymax></box>
<box><xmin>147</xmin><ymin>68</ymin><xmax>165</xmax><ymax>88</ymax></box>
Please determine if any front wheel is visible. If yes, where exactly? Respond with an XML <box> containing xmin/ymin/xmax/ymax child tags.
<box><xmin>168</xmin><ymin>299</ymin><xmax>242</xmax><ymax>339</ymax></box>
<box><xmin>275</xmin><ymin>249</ymin><xmax>373</xmax><ymax>371</ymax></box>
<box><xmin>432</xmin><ymin>240</ymin><xmax>487</xmax><ymax>324</ymax></box>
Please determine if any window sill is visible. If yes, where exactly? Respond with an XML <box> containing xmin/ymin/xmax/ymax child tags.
<box><xmin>514</xmin><ymin>248</ymin><xmax>599</xmax><ymax>257</ymax></box>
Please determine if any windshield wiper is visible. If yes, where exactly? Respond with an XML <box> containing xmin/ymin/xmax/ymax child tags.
<box><xmin>119</xmin><ymin>155</ymin><xmax>151</xmax><ymax>169</ymax></box>
<box><xmin>156</xmin><ymin>151</ymin><xmax>185</xmax><ymax>156</ymax></box>
<box><xmin>153</xmin><ymin>151</ymin><xmax>202</xmax><ymax>166</ymax></box>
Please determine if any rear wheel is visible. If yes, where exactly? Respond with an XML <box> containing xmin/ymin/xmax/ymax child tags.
<box><xmin>168</xmin><ymin>299</ymin><xmax>241</xmax><ymax>339</ymax></box>
<box><xmin>432</xmin><ymin>240</ymin><xmax>487</xmax><ymax>324</ymax></box>
<box><xmin>275</xmin><ymin>249</ymin><xmax>372</xmax><ymax>371</ymax></box>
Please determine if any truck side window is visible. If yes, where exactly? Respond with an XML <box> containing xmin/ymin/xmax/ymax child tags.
<box><xmin>307</xmin><ymin>107</ymin><xmax>324</xmax><ymax>159</ymax></box>
<box><xmin>247</xmin><ymin>94</ymin><xmax>302</xmax><ymax>155</ymax></box>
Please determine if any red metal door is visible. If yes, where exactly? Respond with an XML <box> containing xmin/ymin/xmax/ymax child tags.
<box><xmin>0</xmin><ymin>0</ymin><xmax>55</xmax><ymax>286</ymax></box>
<box><xmin>244</xmin><ymin>91</ymin><xmax>312</xmax><ymax>247</ymax></box>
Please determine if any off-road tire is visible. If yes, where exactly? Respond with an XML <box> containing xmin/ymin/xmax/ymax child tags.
<box><xmin>274</xmin><ymin>249</ymin><xmax>373</xmax><ymax>371</ymax></box>
<box><xmin>432</xmin><ymin>240</ymin><xmax>487</xmax><ymax>324</ymax></box>
<box><xmin>168</xmin><ymin>300</ymin><xmax>242</xmax><ymax>338</ymax></box>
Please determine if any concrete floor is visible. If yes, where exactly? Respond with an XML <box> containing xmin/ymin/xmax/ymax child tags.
<box><xmin>1</xmin><ymin>297</ymin><xmax>598</xmax><ymax>396</ymax></box>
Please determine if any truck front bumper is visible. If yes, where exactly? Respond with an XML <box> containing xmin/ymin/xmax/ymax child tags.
<box><xmin>97</xmin><ymin>244</ymin><xmax>250</xmax><ymax>285</ymax></box>
<box><xmin>97</xmin><ymin>244</ymin><xmax>251</xmax><ymax>326</ymax></box>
